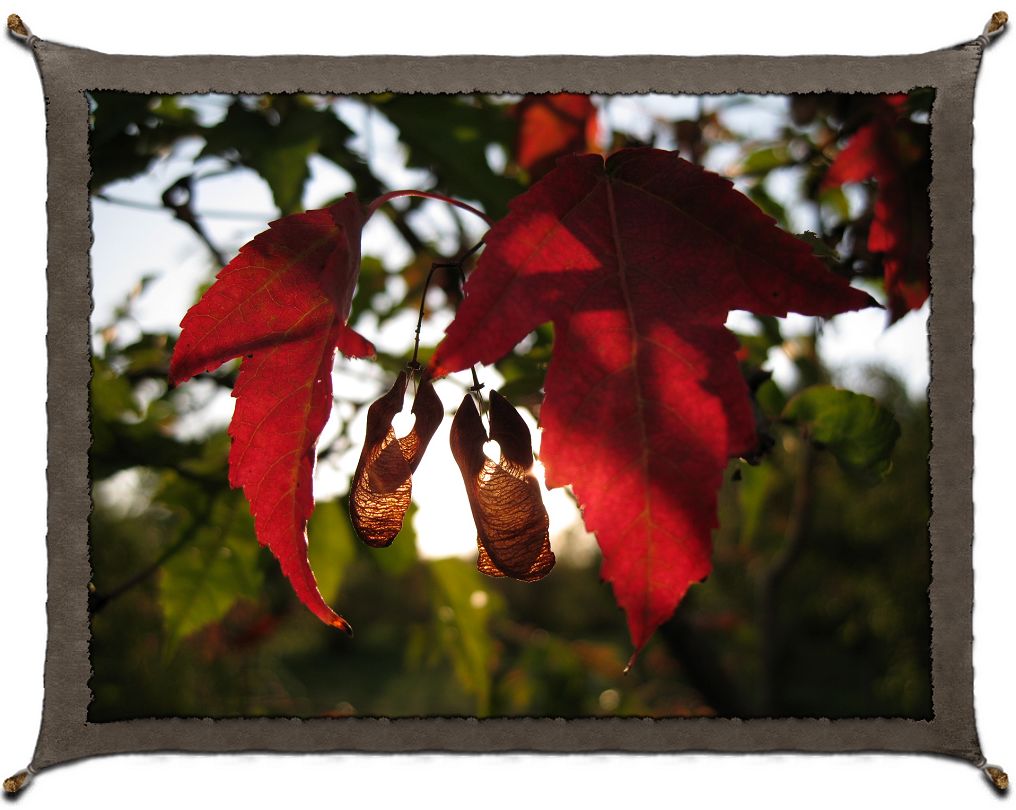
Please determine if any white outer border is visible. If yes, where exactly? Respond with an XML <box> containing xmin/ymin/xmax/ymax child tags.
<box><xmin>1</xmin><ymin>0</ymin><xmax>1012</xmax><ymax>807</ymax></box>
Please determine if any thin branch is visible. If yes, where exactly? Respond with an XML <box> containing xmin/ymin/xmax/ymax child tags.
<box><xmin>94</xmin><ymin>192</ymin><xmax>272</xmax><ymax>222</ymax></box>
<box><xmin>161</xmin><ymin>175</ymin><xmax>228</xmax><ymax>267</ymax></box>
<box><xmin>90</xmin><ymin>499</ymin><xmax>215</xmax><ymax>614</ymax></box>
<box><xmin>409</xmin><ymin>240</ymin><xmax>485</xmax><ymax>390</ymax></box>
<box><xmin>757</xmin><ymin>431</ymin><xmax>817</xmax><ymax>714</ymax></box>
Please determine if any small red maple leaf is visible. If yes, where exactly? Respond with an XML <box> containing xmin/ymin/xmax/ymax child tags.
<box><xmin>431</xmin><ymin>148</ymin><xmax>876</xmax><ymax>650</ymax></box>
<box><xmin>514</xmin><ymin>93</ymin><xmax>599</xmax><ymax>180</ymax></box>
<box><xmin>823</xmin><ymin>94</ymin><xmax>931</xmax><ymax>323</ymax></box>
<box><xmin>169</xmin><ymin>193</ymin><xmax>374</xmax><ymax>634</ymax></box>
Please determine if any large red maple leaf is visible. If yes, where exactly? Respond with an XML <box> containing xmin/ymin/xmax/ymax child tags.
<box><xmin>822</xmin><ymin>94</ymin><xmax>931</xmax><ymax>323</ymax></box>
<box><xmin>169</xmin><ymin>193</ymin><xmax>374</xmax><ymax>633</ymax></box>
<box><xmin>430</xmin><ymin>148</ymin><xmax>876</xmax><ymax>651</ymax></box>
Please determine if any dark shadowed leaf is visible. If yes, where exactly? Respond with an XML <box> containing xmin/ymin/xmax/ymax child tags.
<box><xmin>201</xmin><ymin>97</ymin><xmax>355</xmax><ymax>214</ymax></box>
<box><xmin>428</xmin><ymin>558</ymin><xmax>501</xmax><ymax>716</ymax></box>
<box><xmin>374</xmin><ymin>94</ymin><xmax>522</xmax><ymax>218</ymax></box>
<box><xmin>159</xmin><ymin>491</ymin><xmax>263</xmax><ymax>653</ymax></box>
<box><xmin>783</xmin><ymin>385</ymin><xmax>900</xmax><ymax>482</ymax></box>
<box><xmin>88</xmin><ymin>92</ymin><xmax>201</xmax><ymax>190</ymax></box>
<box><xmin>307</xmin><ymin>499</ymin><xmax>358</xmax><ymax>603</ymax></box>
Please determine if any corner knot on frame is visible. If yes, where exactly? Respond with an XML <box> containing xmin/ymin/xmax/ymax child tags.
<box><xmin>976</xmin><ymin>10</ymin><xmax>1009</xmax><ymax>47</ymax></box>
<box><xmin>3</xmin><ymin>766</ymin><xmax>35</xmax><ymax>795</ymax></box>
<box><xmin>6</xmin><ymin>13</ymin><xmax>28</xmax><ymax>36</ymax></box>
<box><xmin>984</xmin><ymin>764</ymin><xmax>1010</xmax><ymax>792</ymax></box>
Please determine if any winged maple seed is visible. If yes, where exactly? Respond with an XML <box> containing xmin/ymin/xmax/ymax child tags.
<box><xmin>349</xmin><ymin>371</ymin><xmax>443</xmax><ymax>547</ymax></box>
<box><xmin>450</xmin><ymin>391</ymin><xmax>555</xmax><ymax>582</ymax></box>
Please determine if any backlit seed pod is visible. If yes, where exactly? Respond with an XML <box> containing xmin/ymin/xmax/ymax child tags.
<box><xmin>350</xmin><ymin>371</ymin><xmax>443</xmax><ymax>547</ymax></box>
<box><xmin>450</xmin><ymin>390</ymin><xmax>555</xmax><ymax>582</ymax></box>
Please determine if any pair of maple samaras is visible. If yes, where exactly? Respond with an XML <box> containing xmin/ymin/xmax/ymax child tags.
<box><xmin>349</xmin><ymin>370</ymin><xmax>555</xmax><ymax>582</ymax></box>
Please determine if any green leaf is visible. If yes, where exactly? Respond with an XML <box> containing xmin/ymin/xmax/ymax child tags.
<box><xmin>374</xmin><ymin>94</ymin><xmax>522</xmax><ymax>218</ymax></box>
<box><xmin>746</xmin><ymin>183</ymin><xmax>788</xmax><ymax>228</ymax></box>
<box><xmin>201</xmin><ymin>97</ymin><xmax>354</xmax><ymax>214</ymax></box>
<box><xmin>738</xmin><ymin>144</ymin><xmax>793</xmax><ymax>176</ymax></box>
<box><xmin>349</xmin><ymin>256</ymin><xmax>390</xmax><ymax>324</ymax></box>
<box><xmin>428</xmin><ymin>557</ymin><xmax>500</xmax><ymax>716</ymax></box>
<box><xmin>307</xmin><ymin>499</ymin><xmax>357</xmax><ymax>602</ymax></box>
<box><xmin>797</xmin><ymin>231</ymin><xmax>842</xmax><ymax>263</ymax></box>
<box><xmin>90</xmin><ymin>365</ymin><xmax>211</xmax><ymax>480</ymax></box>
<box><xmin>88</xmin><ymin>93</ymin><xmax>201</xmax><ymax>191</ymax></box>
<box><xmin>736</xmin><ymin>463</ymin><xmax>775</xmax><ymax>548</ymax></box>
<box><xmin>493</xmin><ymin>323</ymin><xmax>554</xmax><ymax>409</ymax></box>
<box><xmin>782</xmin><ymin>386</ymin><xmax>900</xmax><ymax>483</ymax></box>
<box><xmin>158</xmin><ymin>492</ymin><xmax>264</xmax><ymax>652</ymax></box>
<box><xmin>754</xmin><ymin>378</ymin><xmax>787</xmax><ymax>420</ymax></box>
<box><xmin>119</xmin><ymin>332</ymin><xmax>173</xmax><ymax>376</ymax></box>
<box><xmin>91</xmin><ymin>356</ymin><xmax>140</xmax><ymax>420</ymax></box>
<box><xmin>819</xmin><ymin>186</ymin><xmax>851</xmax><ymax>221</ymax></box>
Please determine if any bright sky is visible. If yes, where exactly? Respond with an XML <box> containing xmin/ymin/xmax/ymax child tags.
<box><xmin>90</xmin><ymin>93</ymin><xmax>930</xmax><ymax>561</ymax></box>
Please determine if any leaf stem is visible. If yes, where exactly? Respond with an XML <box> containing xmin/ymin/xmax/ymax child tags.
<box><xmin>94</xmin><ymin>192</ymin><xmax>272</xmax><ymax>222</ymax></box>
<box><xmin>366</xmin><ymin>189</ymin><xmax>494</xmax><ymax>228</ymax></box>
<box><xmin>408</xmin><ymin>240</ymin><xmax>486</xmax><ymax>391</ymax></box>
<box><xmin>452</xmin><ymin>258</ymin><xmax>487</xmax><ymax>400</ymax></box>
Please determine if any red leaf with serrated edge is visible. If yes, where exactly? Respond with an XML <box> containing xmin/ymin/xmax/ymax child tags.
<box><xmin>822</xmin><ymin>94</ymin><xmax>930</xmax><ymax>322</ymax></box>
<box><xmin>514</xmin><ymin>93</ymin><xmax>599</xmax><ymax>180</ymax></box>
<box><xmin>430</xmin><ymin>148</ymin><xmax>876</xmax><ymax>651</ymax></box>
<box><xmin>169</xmin><ymin>192</ymin><xmax>374</xmax><ymax>634</ymax></box>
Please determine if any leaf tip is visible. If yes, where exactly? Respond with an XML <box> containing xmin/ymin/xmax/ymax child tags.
<box><xmin>862</xmin><ymin>290</ymin><xmax>884</xmax><ymax>311</ymax></box>
<box><xmin>424</xmin><ymin>357</ymin><xmax>450</xmax><ymax>381</ymax></box>
<box><xmin>622</xmin><ymin>649</ymin><xmax>639</xmax><ymax>675</ymax></box>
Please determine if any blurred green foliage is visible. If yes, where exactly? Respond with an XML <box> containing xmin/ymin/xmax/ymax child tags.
<box><xmin>87</xmin><ymin>90</ymin><xmax>932</xmax><ymax>721</ymax></box>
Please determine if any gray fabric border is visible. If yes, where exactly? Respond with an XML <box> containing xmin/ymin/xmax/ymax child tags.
<box><xmin>25</xmin><ymin>39</ymin><xmax>985</xmax><ymax>772</ymax></box>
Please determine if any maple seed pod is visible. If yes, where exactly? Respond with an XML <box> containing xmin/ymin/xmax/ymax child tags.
<box><xmin>350</xmin><ymin>371</ymin><xmax>443</xmax><ymax>547</ymax></box>
<box><xmin>449</xmin><ymin>390</ymin><xmax>555</xmax><ymax>582</ymax></box>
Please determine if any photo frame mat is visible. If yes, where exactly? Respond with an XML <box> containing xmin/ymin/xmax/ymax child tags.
<box><xmin>10</xmin><ymin>29</ymin><xmax>992</xmax><ymax>778</ymax></box>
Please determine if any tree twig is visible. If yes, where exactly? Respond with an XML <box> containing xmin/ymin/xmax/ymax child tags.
<box><xmin>161</xmin><ymin>175</ymin><xmax>229</xmax><ymax>268</ymax></box>
<box><xmin>90</xmin><ymin>499</ymin><xmax>215</xmax><ymax>614</ymax></box>
<box><xmin>757</xmin><ymin>431</ymin><xmax>817</xmax><ymax>714</ymax></box>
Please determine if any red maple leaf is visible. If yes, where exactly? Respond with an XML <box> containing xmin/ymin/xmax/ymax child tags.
<box><xmin>822</xmin><ymin>94</ymin><xmax>930</xmax><ymax>322</ymax></box>
<box><xmin>430</xmin><ymin>148</ymin><xmax>876</xmax><ymax>651</ymax></box>
<box><xmin>169</xmin><ymin>193</ymin><xmax>374</xmax><ymax>634</ymax></box>
<box><xmin>514</xmin><ymin>93</ymin><xmax>599</xmax><ymax>180</ymax></box>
